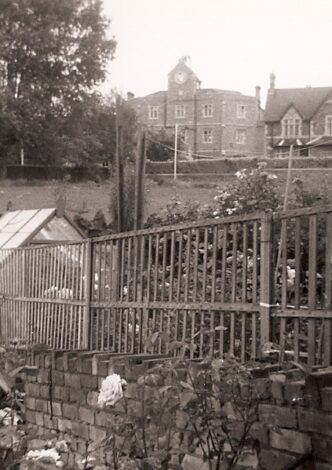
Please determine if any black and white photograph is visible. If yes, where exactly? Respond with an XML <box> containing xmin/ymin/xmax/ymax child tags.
<box><xmin>0</xmin><ymin>0</ymin><xmax>331</xmax><ymax>468</ymax></box>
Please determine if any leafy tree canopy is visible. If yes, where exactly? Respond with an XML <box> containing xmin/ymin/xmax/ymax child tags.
<box><xmin>0</xmin><ymin>0</ymin><xmax>116</xmax><ymax>168</ymax></box>
<box><xmin>146</xmin><ymin>128</ymin><xmax>185</xmax><ymax>162</ymax></box>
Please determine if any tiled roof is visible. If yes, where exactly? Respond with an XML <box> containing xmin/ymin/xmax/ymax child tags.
<box><xmin>198</xmin><ymin>88</ymin><xmax>241</xmax><ymax>95</ymax></box>
<box><xmin>265</xmin><ymin>87</ymin><xmax>332</xmax><ymax>122</ymax></box>
<box><xmin>130</xmin><ymin>91</ymin><xmax>166</xmax><ymax>102</ymax></box>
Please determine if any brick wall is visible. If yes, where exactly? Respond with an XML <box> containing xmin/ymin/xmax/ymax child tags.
<box><xmin>23</xmin><ymin>352</ymin><xmax>332</xmax><ymax>469</ymax></box>
<box><xmin>256</xmin><ymin>368</ymin><xmax>332</xmax><ymax>470</ymax></box>
<box><xmin>23</xmin><ymin>351</ymin><xmax>168</xmax><ymax>468</ymax></box>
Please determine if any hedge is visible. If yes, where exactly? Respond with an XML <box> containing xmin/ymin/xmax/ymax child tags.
<box><xmin>5</xmin><ymin>165</ymin><xmax>111</xmax><ymax>182</ymax></box>
<box><xmin>146</xmin><ymin>157</ymin><xmax>332</xmax><ymax>174</ymax></box>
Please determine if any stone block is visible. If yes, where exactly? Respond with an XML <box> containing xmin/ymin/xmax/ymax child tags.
<box><xmin>78</xmin><ymin>406</ymin><xmax>95</xmax><ymax>425</ymax></box>
<box><xmin>35</xmin><ymin>412</ymin><xmax>44</xmax><ymax>427</ymax></box>
<box><xmin>259</xmin><ymin>404</ymin><xmax>297</xmax><ymax>428</ymax></box>
<box><xmin>312</xmin><ymin>436</ymin><xmax>332</xmax><ymax>462</ymax></box>
<box><xmin>25</xmin><ymin>383</ymin><xmax>40</xmax><ymax>398</ymax></box>
<box><xmin>64</xmin><ymin>373</ymin><xmax>81</xmax><ymax>389</ymax></box>
<box><xmin>35</xmin><ymin>399</ymin><xmax>48</xmax><ymax>413</ymax></box>
<box><xmin>97</xmin><ymin>360</ymin><xmax>108</xmax><ymax>377</ymax></box>
<box><xmin>43</xmin><ymin>414</ymin><xmax>58</xmax><ymax>430</ymax></box>
<box><xmin>284</xmin><ymin>380</ymin><xmax>305</xmax><ymax>405</ymax></box>
<box><xmin>27</xmin><ymin>438</ymin><xmax>48</xmax><ymax>450</ymax></box>
<box><xmin>25</xmin><ymin>409</ymin><xmax>36</xmax><ymax>424</ymax></box>
<box><xmin>259</xmin><ymin>449</ymin><xmax>296</xmax><ymax>470</ymax></box>
<box><xmin>250</xmin><ymin>422</ymin><xmax>269</xmax><ymax>447</ymax></box>
<box><xmin>87</xmin><ymin>391</ymin><xmax>99</xmax><ymax>407</ymax></box>
<box><xmin>89</xmin><ymin>425</ymin><xmax>107</xmax><ymax>443</ymax></box>
<box><xmin>24</xmin><ymin>396</ymin><xmax>36</xmax><ymax>410</ymax></box>
<box><xmin>270</xmin><ymin>428</ymin><xmax>311</xmax><ymax>454</ymax></box>
<box><xmin>37</xmin><ymin>369</ymin><xmax>50</xmax><ymax>384</ymax></box>
<box><xmin>69</xmin><ymin>388</ymin><xmax>87</xmax><ymax>405</ymax></box>
<box><xmin>53</xmin><ymin>385</ymin><xmax>70</xmax><ymax>402</ymax></box>
<box><xmin>77</xmin><ymin>439</ymin><xmax>89</xmax><ymax>457</ymax></box>
<box><xmin>181</xmin><ymin>454</ymin><xmax>211</xmax><ymax>470</ymax></box>
<box><xmin>72</xmin><ymin>421</ymin><xmax>90</xmax><ymax>440</ymax></box>
<box><xmin>81</xmin><ymin>358</ymin><xmax>93</xmax><ymax>375</ymax></box>
<box><xmin>50</xmin><ymin>401</ymin><xmax>62</xmax><ymax>417</ymax></box>
<box><xmin>62</xmin><ymin>403</ymin><xmax>78</xmax><ymax>420</ymax></box>
<box><xmin>95</xmin><ymin>410</ymin><xmax>112</xmax><ymax>427</ymax></box>
<box><xmin>270</xmin><ymin>374</ymin><xmax>286</xmax><ymax>403</ymax></box>
<box><xmin>125</xmin><ymin>361</ymin><xmax>145</xmax><ymax>381</ymax></box>
<box><xmin>39</xmin><ymin>385</ymin><xmax>50</xmax><ymax>400</ymax></box>
<box><xmin>55</xmin><ymin>356</ymin><xmax>64</xmax><ymax>371</ymax></box>
<box><xmin>52</xmin><ymin>370</ymin><xmax>64</xmax><ymax>386</ymax></box>
<box><xmin>252</xmin><ymin>378</ymin><xmax>271</xmax><ymax>400</ymax></box>
<box><xmin>298</xmin><ymin>409</ymin><xmax>332</xmax><ymax>437</ymax></box>
<box><xmin>322</xmin><ymin>387</ymin><xmax>332</xmax><ymax>412</ymax></box>
<box><xmin>57</xmin><ymin>418</ymin><xmax>72</xmax><ymax>433</ymax></box>
<box><xmin>80</xmin><ymin>373</ymin><xmax>98</xmax><ymax>389</ymax></box>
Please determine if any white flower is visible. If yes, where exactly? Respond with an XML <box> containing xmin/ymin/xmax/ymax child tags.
<box><xmin>235</xmin><ymin>169</ymin><xmax>247</xmax><ymax>180</ymax></box>
<box><xmin>98</xmin><ymin>373</ymin><xmax>127</xmax><ymax>407</ymax></box>
<box><xmin>26</xmin><ymin>448</ymin><xmax>62</xmax><ymax>466</ymax></box>
<box><xmin>0</xmin><ymin>408</ymin><xmax>21</xmax><ymax>426</ymax></box>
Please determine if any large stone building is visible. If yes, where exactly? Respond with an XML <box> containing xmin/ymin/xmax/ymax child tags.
<box><xmin>265</xmin><ymin>74</ymin><xmax>332</xmax><ymax>157</ymax></box>
<box><xmin>128</xmin><ymin>58</ymin><xmax>264</xmax><ymax>159</ymax></box>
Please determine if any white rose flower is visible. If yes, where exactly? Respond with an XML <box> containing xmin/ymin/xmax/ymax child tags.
<box><xmin>98</xmin><ymin>373</ymin><xmax>127</xmax><ymax>407</ymax></box>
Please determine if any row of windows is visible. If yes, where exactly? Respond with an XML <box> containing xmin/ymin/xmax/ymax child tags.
<box><xmin>197</xmin><ymin>129</ymin><xmax>247</xmax><ymax>144</ymax></box>
<box><xmin>282</xmin><ymin>116</ymin><xmax>332</xmax><ymax>137</ymax></box>
<box><xmin>148</xmin><ymin>104</ymin><xmax>248</xmax><ymax>120</ymax></box>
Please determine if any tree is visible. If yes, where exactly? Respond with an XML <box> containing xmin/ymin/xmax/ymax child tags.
<box><xmin>0</xmin><ymin>0</ymin><xmax>116</xmax><ymax>173</ymax></box>
<box><xmin>146</xmin><ymin>128</ymin><xmax>185</xmax><ymax>162</ymax></box>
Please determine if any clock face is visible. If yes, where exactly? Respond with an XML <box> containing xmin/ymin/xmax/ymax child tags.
<box><xmin>174</xmin><ymin>71</ymin><xmax>187</xmax><ymax>84</ymax></box>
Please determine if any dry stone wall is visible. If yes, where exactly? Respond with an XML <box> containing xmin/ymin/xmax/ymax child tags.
<box><xmin>23</xmin><ymin>352</ymin><xmax>332</xmax><ymax>469</ymax></box>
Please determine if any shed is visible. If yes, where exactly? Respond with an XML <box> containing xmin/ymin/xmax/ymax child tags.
<box><xmin>0</xmin><ymin>207</ymin><xmax>85</xmax><ymax>249</ymax></box>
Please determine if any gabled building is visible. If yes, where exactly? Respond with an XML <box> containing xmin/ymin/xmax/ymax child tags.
<box><xmin>265</xmin><ymin>74</ymin><xmax>332</xmax><ymax>157</ymax></box>
<box><xmin>128</xmin><ymin>57</ymin><xmax>264</xmax><ymax>159</ymax></box>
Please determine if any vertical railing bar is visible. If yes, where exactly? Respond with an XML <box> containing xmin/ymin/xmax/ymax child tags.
<box><xmin>83</xmin><ymin>239</ymin><xmax>92</xmax><ymax>350</ymax></box>
<box><xmin>324</xmin><ymin>212</ymin><xmax>332</xmax><ymax>366</ymax></box>
<box><xmin>308</xmin><ymin>214</ymin><xmax>318</xmax><ymax>367</ymax></box>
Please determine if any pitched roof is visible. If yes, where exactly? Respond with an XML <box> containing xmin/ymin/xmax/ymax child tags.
<box><xmin>265</xmin><ymin>87</ymin><xmax>332</xmax><ymax>122</ymax></box>
<box><xmin>0</xmin><ymin>208</ymin><xmax>84</xmax><ymax>249</ymax></box>
<box><xmin>198</xmin><ymin>88</ymin><xmax>241</xmax><ymax>95</ymax></box>
<box><xmin>168</xmin><ymin>59</ymin><xmax>201</xmax><ymax>83</ymax></box>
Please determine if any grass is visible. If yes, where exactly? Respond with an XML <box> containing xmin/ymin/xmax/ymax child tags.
<box><xmin>1</xmin><ymin>168</ymin><xmax>332</xmax><ymax>226</ymax></box>
<box><xmin>0</xmin><ymin>177</ymin><xmax>219</xmax><ymax>223</ymax></box>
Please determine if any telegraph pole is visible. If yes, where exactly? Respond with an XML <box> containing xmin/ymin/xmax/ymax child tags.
<box><xmin>115</xmin><ymin>95</ymin><xmax>124</xmax><ymax>232</ymax></box>
<box><xmin>134</xmin><ymin>130</ymin><xmax>147</xmax><ymax>230</ymax></box>
<box><xmin>174</xmin><ymin>123</ymin><xmax>179</xmax><ymax>180</ymax></box>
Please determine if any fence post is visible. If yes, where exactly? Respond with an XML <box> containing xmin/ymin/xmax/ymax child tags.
<box><xmin>260</xmin><ymin>214</ymin><xmax>273</xmax><ymax>349</ymax></box>
<box><xmin>83</xmin><ymin>239</ymin><xmax>93</xmax><ymax>350</ymax></box>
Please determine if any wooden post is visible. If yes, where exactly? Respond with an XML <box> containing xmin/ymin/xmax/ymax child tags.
<box><xmin>115</xmin><ymin>96</ymin><xmax>125</xmax><ymax>233</ymax></box>
<box><xmin>324</xmin><ymin>212</ymin><xmax>332</xmax><ymax>365</ymax></box>
<box><xmin>260</xmin><ymin>214</ymin><xmax>273</xmax><ymax>349</ymax></box>
<box><xmin>82</xmin><ymin>239</ymin><xmax>92</xmax><ymax>350</ymax></box>
<box><xmin>134</xmin><ymin>131</ymin><xmax>147</xmax><ymax>230</ymax></box>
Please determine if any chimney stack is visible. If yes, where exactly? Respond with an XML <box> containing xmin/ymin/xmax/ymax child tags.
<box><xmin>255</xmin><ymin>85</ymin><xmax>261</xmax><ymax>103</ymax></box>
<box><xmin>269</xmin><ymin>73</ymin><xmax>276</xmax><ymax>94</ymax></box>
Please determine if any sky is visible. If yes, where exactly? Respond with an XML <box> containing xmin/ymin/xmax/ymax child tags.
<box><xmin>101</xmin><ymin>0</ymin><xmax>332</xmax><ymax>107</ymax></box>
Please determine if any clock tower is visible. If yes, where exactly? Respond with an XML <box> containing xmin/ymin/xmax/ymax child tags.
<box><xmin>167</xmin><ymin>57</ymin><xmax>201</xmax><ymax>96</ymax></box>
